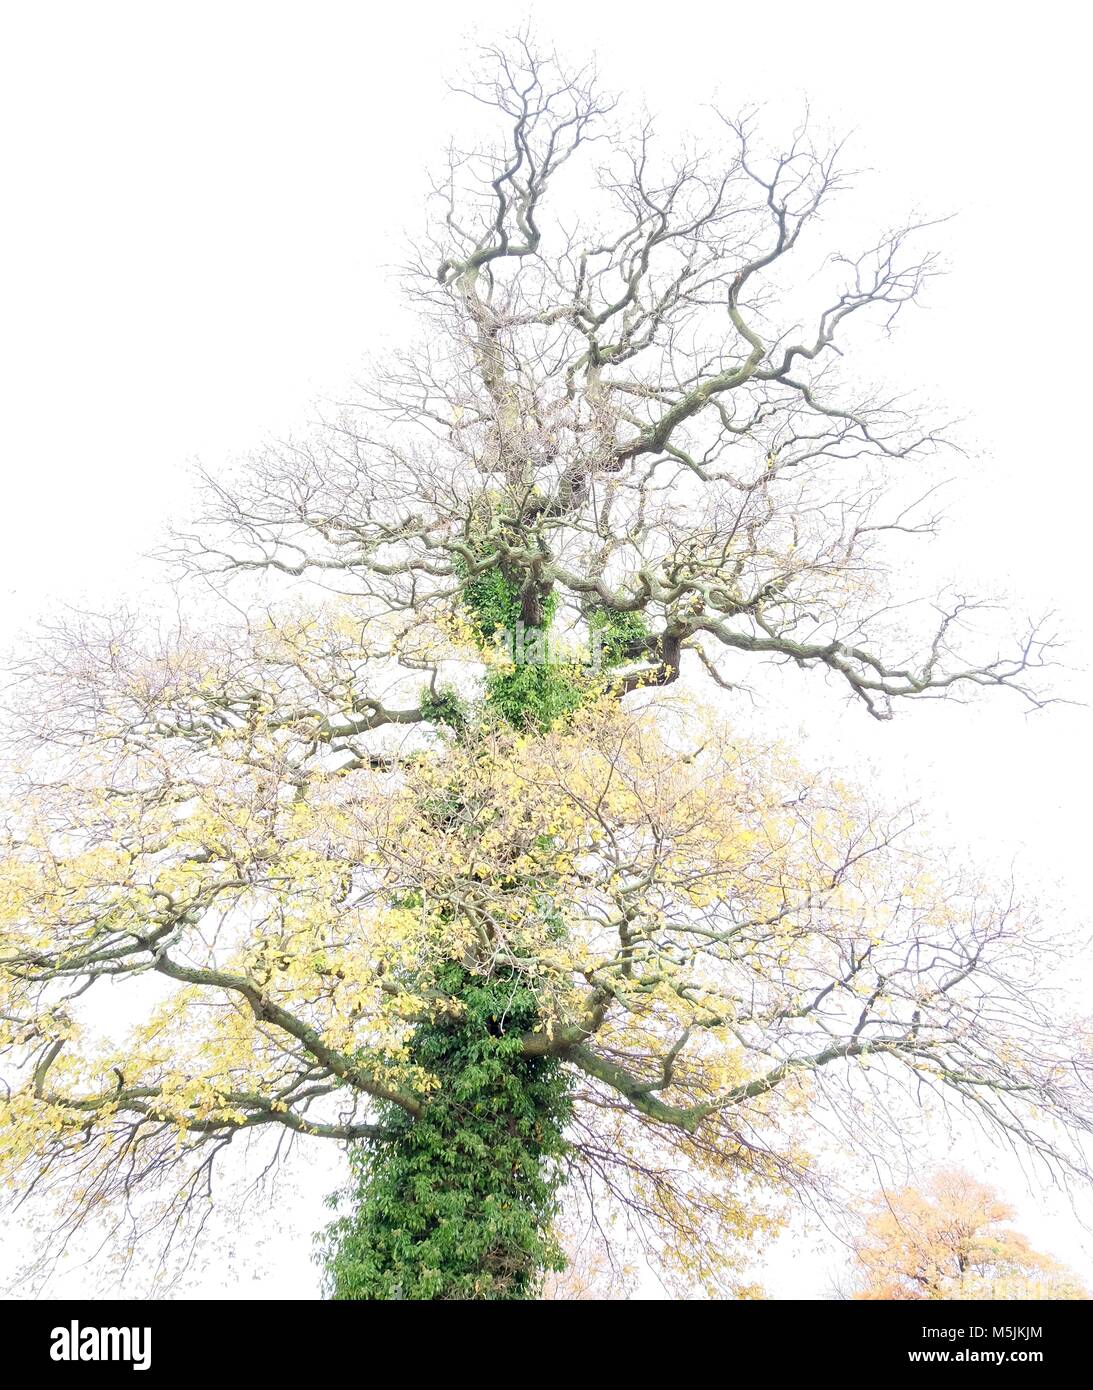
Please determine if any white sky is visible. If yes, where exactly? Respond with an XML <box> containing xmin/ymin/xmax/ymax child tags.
<box><xmin>1</xmin><ymin>0</ymin><xmax>1091</xmax><ymax>1298</ymax></box>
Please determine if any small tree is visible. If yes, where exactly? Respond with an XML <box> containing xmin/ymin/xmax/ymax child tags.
<box><xmin>0</xmin><ymin>36</ymin><xmax>1088</xmax><ymax>1298</ymax></box>
<box><xmin>849</xmin><ymin>1169</ymin><xmax>1088</xmax><ymax>1300</ymax></box>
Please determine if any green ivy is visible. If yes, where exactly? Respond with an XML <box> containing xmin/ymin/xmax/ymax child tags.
<box><xmin>485</xmin><ymin>660</ymin><xmax>586</xmax><ymax>731</ymax></box>
<box><xmin>587</xmin><ymin>605</ymin><xmax>648</xmax><ymax>665</ymax></box>
<box><xmin>460</xmin><ymin>564</ymin><xmax>526</xmax><ymax>643</ymax></box>
<box><xmin>419</xmin><ymin>684</ymin><xmax>469</xmax><ymax>731</ymax></box>
<box><xmin>455</xmin><ymin>540</ymin><xmax>585</xmax><ymax>731</ymax></box>
<box><xmin>321</xmin><ymin>519</ymin><xmax>646</xmax><ymax>1300</ymax></box>
<box><xmin>318</xmin><ymin>965</ymin><xmax>572</xmax><ymax>1301</ymax></box>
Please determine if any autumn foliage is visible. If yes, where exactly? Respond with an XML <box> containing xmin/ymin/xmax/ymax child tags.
<box><xmin>850</xmin><ymin>1169</ymin><xmax>1087</xmax><ymax>1301</ymax></box>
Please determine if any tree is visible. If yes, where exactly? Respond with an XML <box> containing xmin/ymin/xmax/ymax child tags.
<box><xmin>0</xmin><ymin>36</ymin><xmax>1088</xmax><ymax>1299</ymax></box>
<box><xmin>848</xmin><ymin>1169</ymin><xmax>1088</xmax><ymax>1300</ymax></box>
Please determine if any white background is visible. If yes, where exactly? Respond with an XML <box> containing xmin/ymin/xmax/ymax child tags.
<box><xmin>1</xmin><ymin>0</ymin><xmax>1090</xmax><ymax>1297</ymax></box>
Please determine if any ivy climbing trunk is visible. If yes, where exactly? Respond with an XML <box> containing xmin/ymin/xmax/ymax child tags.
<box><xmin>319</xmin><ymin>526</ymin><xmax>646</xmax><ymax>1299</ymax></box>
<box><xmin>321</xmin><ymin>549</ymin><xmax>572</xmax><ymax>1299</ymax></box>
<box><xmin>319</xmin><ymin>966</ymin><xmax>572</xmax><ymax>1300</ymax></box>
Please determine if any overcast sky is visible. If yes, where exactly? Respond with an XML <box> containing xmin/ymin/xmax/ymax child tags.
<box><xmin>1</xmin><ymin>0</ymin><xmax>1090</xmax><ymax>1297</ymax></box>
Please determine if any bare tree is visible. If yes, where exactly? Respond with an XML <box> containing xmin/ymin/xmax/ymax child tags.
<box><xmin>180</xmin><ymin>36</ymin><xmax>1052</xmax><ymax>720</ymax></box>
